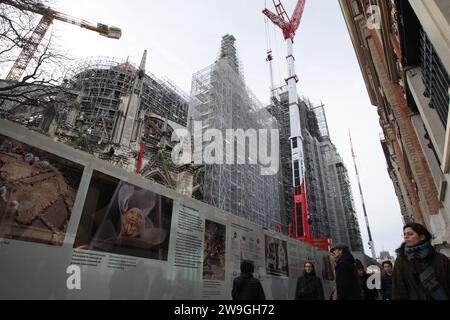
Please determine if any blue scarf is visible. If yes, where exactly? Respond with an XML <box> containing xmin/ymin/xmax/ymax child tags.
<box><xmin>405</xmin><ymin>241</ymin><xmax>448</xmax><ymax>300</ymax></box>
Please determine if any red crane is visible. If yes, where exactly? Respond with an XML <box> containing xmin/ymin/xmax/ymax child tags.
<box><xmin>263</xmin><ymin>0</ymin><xmax>330</xmax><ymax>251</ymax></box>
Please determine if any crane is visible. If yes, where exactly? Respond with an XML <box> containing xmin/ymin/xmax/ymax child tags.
<box><xmin>263</xmin><ymin>0</ymin><xmax>329</xmax><ymax>251</ymax></box>
<box><xmin>4</xmin><ymin>0</ymin><xmax>122</xmax><ymax>81</ymax></box>
<box><xmin>263</xmin><ymin>0</ymin><xmax>308</xmax><ymax>239</ymax></box>
<box><xmin>349</xmin><ymin>131</ymin><xmax>377</xmax><ymax>259</ymax></box>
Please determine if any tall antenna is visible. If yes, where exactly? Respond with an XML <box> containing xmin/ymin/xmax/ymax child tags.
<box><xmin>349</xmin><ymin>130</ymin><xmax>377</xmax><ymax>259</ymax></box>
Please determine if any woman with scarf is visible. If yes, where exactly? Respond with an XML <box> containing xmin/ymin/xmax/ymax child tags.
<box><xmin>393</xmin><ymin>223</ymin><xmax>450</xmax><ymax>300</ymax></box>
<box><xmin>295</xmin><ymin>261</ymin><xmax>325</xmax><ymax>300</ymax></box>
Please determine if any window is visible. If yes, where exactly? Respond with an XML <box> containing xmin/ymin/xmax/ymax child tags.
<box><xmin>351</xmin><ymin>0</ymin><xmax>363</xmax><ymax>17</ymax></box>
<box><xmin>420</xmin><ymin>27</ymin><xmax>450</xmax><ymax>127</ymax></box>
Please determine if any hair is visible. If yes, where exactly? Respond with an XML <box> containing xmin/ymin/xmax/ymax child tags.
<box><xmin>382</xmin><ymin>261</ymin><xmax>393</xmax><ymax>268</ymax></box>
<box><xmin>240</xmin><ymin>260</ymin><xmax>255</xmax><ymax>274</ymax></box>
<box><xmin>403</xmin><ymin>223</ymin><xmax>433</xmax><ymax>242</ymax></box>
<box><xmin>396</xmin><ymin>223</ymin><xmax>434</xmax><ymax>255</ymax></box>
<box><xmin>330</xmin><ymin>244</ymin><xmax>350</xmax><ymax>254</ymax></box>
<box><xmin>303</xmin><ymin>261</ymin><xmax>316</xmax><ymax>276</ymax></box>
<box><xmin>355</xmin><ymin>259</ymin><xmax>365</xmax><ymax>271</ymax></box>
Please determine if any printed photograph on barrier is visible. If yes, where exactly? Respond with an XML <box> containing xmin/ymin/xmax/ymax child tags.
<box><xmin>74</xmin><ymin>170</ymin><xmax>173</xmax><ymax>260</ymax></box>
<box><xmin>0</xmin><ymin>134</ymin><xmax>83</xmax><ymax>246</ymax></box>
<box><xmin>265</xmin><ymin>235</ymin><xmax>289</xmax><ymax>277</ymax></box>
<box><xmin>203</xmin><ymin>219</ymin><xmax>226</xmax><ymax>280</ymax></box>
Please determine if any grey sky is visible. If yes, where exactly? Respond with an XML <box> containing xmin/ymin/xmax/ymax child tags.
<box><xmin>51</xmin><ymin>0</ymin><xmax>404</xmax><ymax>256</ymax></box>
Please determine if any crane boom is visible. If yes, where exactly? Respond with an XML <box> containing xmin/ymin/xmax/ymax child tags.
<box><xmin>349</xmin><ymin>131</ymin><xmax>377</xmax><ymax>259</ymax></box>
<box><xmin>290</xmin><ymin>0</ymin><xmax>306</xmax><ymax>34</ymax></box>
<box><xmin>262</xmin><ymin>8</ymin><xmax>290</xmax><ymax>36</ymax></box>
<box><xmin>4</xmin><ymin>0</ymin><xmax>122</xmax><ymax>81</ymax></box>
<box><xmin>263</xmin><ymin>0</ymin><xmax>310</xmax><ymax>240</ymax></box>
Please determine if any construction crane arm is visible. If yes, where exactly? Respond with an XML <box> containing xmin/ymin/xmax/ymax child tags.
<box><xmin>264</xmin><ymin>0</ymin><xmax>306</xmax><ymax>40</ymax></box>
<box><xmin>53</xmin><ymin>12</ymin><xmax>121</xmax><ymax>39</ymax></box>
<box><xmin>262</xmin><ymin>8</ymin><xmax>290</xmax><ymax>39</ymax></box>
<box><xmin>290</xmin><ymin>0</ymin><xmax>306</xmax><ymax>34</ymax></box>
<box><xmin>4</xmin><ymin>0</ymin><xmax>122</xmax><ymax>80</ymax></box>
<box><xmin>2</xmin><ymin>0</ymin><xmax>122</xmax><ymax>39</ymax></box>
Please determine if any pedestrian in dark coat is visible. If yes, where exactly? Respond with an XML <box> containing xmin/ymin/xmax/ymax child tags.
<box><xmin>330</xmin><ymin>244</ymin><xmax>361</xmax><ymax>300</ymax></box>
<box><xmin>380</xmin><ymin>261</ymin><xmax>393</xmax><ymax>300</ymax></box>
<box><xmin>393</xmin><ymin>223</ymin><xmax>450</xmax><ymax>300</ymax></box>
<box><xmin>295</xmin><ymin>261</ymin><xmax>325</xmax><ymax>300</ymax></box>
<box><xmin>232</xmin><ymin>260</ymin><xmax>266</xmax><ymax>300</ymax></box>
<box><xmin>357</xmin><ymin>266</ymin><xmax>379</xmax><ymax>300</ymax></box>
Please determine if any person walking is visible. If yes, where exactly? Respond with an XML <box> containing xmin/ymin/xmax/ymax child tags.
<box><xmin>232</xmin><ymin>260</ymin><xmax>266</xmax><ymax>300</ymax></box>
<box><xmin>356</xmin><ymin>265</ymin><xmax>378</xmax><ymax>300</ymax></box>
<box><xmin>330</xmin><ymin>244</ymin><xmax>361</xmax><ymax>300</ymax></box>
<box><xmin>380</xmin><ymin>261</ymin><xmax>393</xmax><ymax>300</ymax></box>
<box><xmin>393</xmin><ymin>223</ymin><xmax>450</xmax><ymax>300</ymax></box>
<box><xmin>295</xmin><ymin>261</ymin><xmax>325</xmax><ymax>300</ymax></box>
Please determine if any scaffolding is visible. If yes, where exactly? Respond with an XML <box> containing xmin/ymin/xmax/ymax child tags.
<box><xmin>266</xmin><ymin>88</ymin><xmax>363</xmax><ymax>248</ymax></box>
<box><xmin>64</xmin><ymin>56</ymin><xmax>189</xmax><ymax>133</ymax></box>
<box><xmin>189</xmin><ymin>35</ymin><xmax>282</xmax><ymax>231</ymax></box>
<box><xmin>336</xmin><ymin>161</ymin><xmax>364</xmax><ymax>252</ymax></box>
<box><xmin>44</xmin><ymin>55</ymin><xmax>196</xmax><ymax>194</ymax></box>
<box><xmin>321</xmin><ymin>141</ymin><xmax>363</xmax><ymax>251</ymax></box>
<box><xmin>268</xmin><ymin>92</ymin><xmax>331</xmax><ymax>238</ymax></box>
<box><xmin>321</xmin><ymin>142</ymin><xmax>350</xmax><ymax>246</ymax></box>
<box><xmin>311</xmin><ymin>103</ymin><xmax>330</xmax><ymax>141</ymax></box>
<box><xmin>266</xmin><ymin>92</ymin><xmax>293</xmax><ymax>230</ymax></box>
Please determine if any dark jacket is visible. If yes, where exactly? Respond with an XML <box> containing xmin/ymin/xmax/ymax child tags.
<box><xmin>232</xmin><ymin>273</ymin><xmax>266</xmax><ymax>300</ymax></box>
<box><xmin>392</xmin><ymin>244</ymin><xmax>450</xmax><ymax>300</ymax></box>
<box><xmin>359</xmin><ymin>273</ymin><xmax>379</xmax><ymax>300</ymax></box>
<box><xmin>335</xmin><ymin>253</ymin><xmax>361</xmax><ymax>300</ymax></box>
<box><xmin>380</xmin><ymin>273</ymin><xmax>393</xmax><ymax>300</ymax></box>
<box><xmin>295</xmin><ymin>273</ymin><xmax>325</xmax><ymax>300</ymax></box>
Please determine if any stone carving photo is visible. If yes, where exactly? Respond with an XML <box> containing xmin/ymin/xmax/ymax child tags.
<box><xmin>0</xmin><ymin>135</ymin><xmax>82</xmax><ymax>246</ymax></box>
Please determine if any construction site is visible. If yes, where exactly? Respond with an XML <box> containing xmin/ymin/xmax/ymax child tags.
<box><xmin>3</xmin><ymin>0</ymin><xmax>450</xmax><ymax>303</ymax></box>
<box><xmin>268</xmin><ymin>91</ymin><xmax>363</xmax><ymax>251</ymax></box>
<box><xmin>189</xmin><ymin>35</ymin><xmax>283</xmax><ymax>231</ymax></box>
<box><xmin>0</xmin><ymin>0</ymin><xmax>367</xmax><ymax>254</ymax></box>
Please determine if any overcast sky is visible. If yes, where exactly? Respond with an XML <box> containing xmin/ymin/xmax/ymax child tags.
<box><xmin>48</xmin><ymin>0</ymin><xmax>404</xmax><ymax>256</ymax></box>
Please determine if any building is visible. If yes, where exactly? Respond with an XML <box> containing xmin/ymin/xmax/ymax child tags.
<box><xmin>268</xmin><ymin>93</ymin><xmax>329</xmax><ymax>237</ymax></box>
<box><xmin>189</xmin><ymin>35</ymin><xmax>283</xmax><ymax>231</ymax></box>
<box><xmin>322</xmin><ymin>139</ymin><xmax>364</xmax><ymax>251</ymax></box>
<box><xmin>340</xmin><ymin>0</ymin><xmax>450</xmax><ymax>255</ymax></box>
<box><xmin>268</xmin><ymin>91</ymin><xmax>363</xmax><ymax>251</ymax></box>
<box><xmin>1</xmin><ymin>52</ymin><xmax>198</xmax><ymax>197</ymax></box>
<box><xmin>378</xmin><ymin>250</ymin><xmax>394</xmax><ymax>264</ymax></box>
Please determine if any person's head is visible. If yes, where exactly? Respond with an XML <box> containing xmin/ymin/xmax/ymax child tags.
<box><xmin>382</xmin><ymin>261</ymin><xmax>393</xmax><ymax>274</ymax></box>
<box><xmin>330</xmin><ymin>244</ymin><xmax>349</xmax><ymax>262</ymax></box>
<box><xmin>403</xmin><ymin>223</ymin><xmax>432</xmax><ymax>247</ymax></box>
<box><xmin>304</xmin><ymin>261</ymin><xmax>316</xmax><ymax>276</ymax></box>
<box><xmin>357</xmin><ymin>266</ymin><xmax>366</xmax><ymax>277</ymax></box>
<box><xmin>240</xmin><ymin>260</ymin><xmax>255</xmax><ymax>274</ymax></box>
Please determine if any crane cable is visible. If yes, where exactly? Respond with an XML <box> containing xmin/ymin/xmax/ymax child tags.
<box><xmin>264</xmin><ymin>0</ymin><xmax>271</xmax><ymax>54</ymax></box>
<box><xmin>264</xmin><ymin>0</ymin><xmax>284</xmax><ymax>93</ymax></box>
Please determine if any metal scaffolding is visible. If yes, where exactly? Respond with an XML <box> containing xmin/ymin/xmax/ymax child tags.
<box><xmin>64</xmin><ymin>56</ymin><xmax>189</xmax><ymax>132</ymax></box>
<box><xmin>189</xmin><ymin>35</ymin><xmax>282</xmax><ymax>231</ymax></box>
<box><xmin>268</xmin><ymin>93</ymin><xmax>331</xmax><ymax>238</ymax></box>
<box><xmin>267</xmin><ymin>90</ymin><xmax>363</xmax><ymax>249</ymax></box>
<box><xmin>321</xmin><ymin>141</ymin><xmax>363</xmax><ymax>251</ymax></box>
<box><xmin>34</xmin><ymin>54</ymin><xmax>196</xmax><ymax>194</ymax></box>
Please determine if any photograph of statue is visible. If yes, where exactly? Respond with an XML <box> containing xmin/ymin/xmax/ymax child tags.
<box><xmin>265</xmin><ymin>235</ymin><xmax>289</xmax><ymax>277</ymax></box>
<box><xmin>74</xmin><ymin>171</ymin><xmax>173</xmax><ymax>260</ymax></box>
